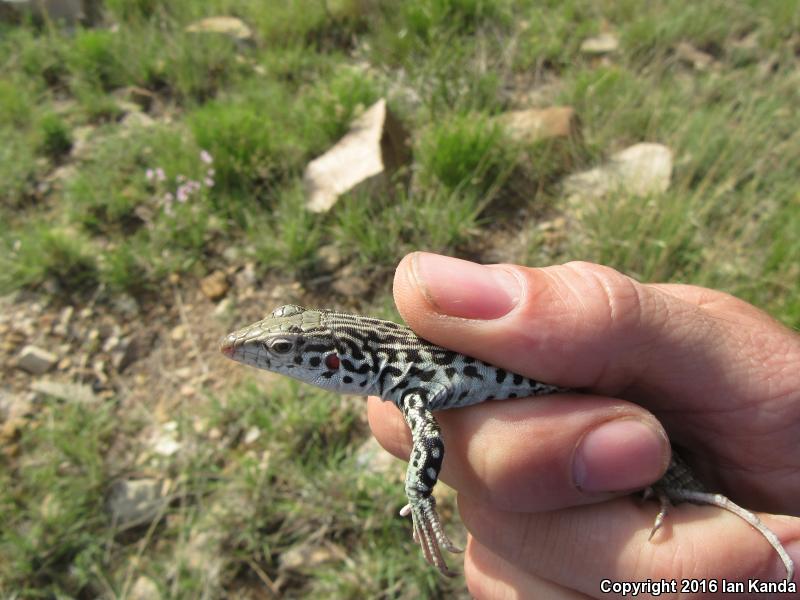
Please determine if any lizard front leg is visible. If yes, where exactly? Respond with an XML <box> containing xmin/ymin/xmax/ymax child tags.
<box><xmin>399</xmin><ymin>392</ymin><xmax>463</xmax><ymax>576</ymax></box>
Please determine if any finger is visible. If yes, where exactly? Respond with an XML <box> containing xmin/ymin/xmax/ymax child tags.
<box><xmin>393</xmin><ymin>253</ymin><xmax>800</xmax><ymax>410</ymax></box>
<box><xmin>367</xmin><ymin>394</ymin><xmax>670</xmax><ymax>511</ymax></box>
<box><xmin>458</xmin><ymin>492</ymin><xmax>800</xmax><ymax>594</ymax></box>
<box><xmin>464</xmin><ymin>536</ymin><xmax>593</xmax><ymax>600</ymax></box>
<box><xmin>393</xmin><ymin>253</ymin><xmax>800</xmax><ymax>510</ymax></box>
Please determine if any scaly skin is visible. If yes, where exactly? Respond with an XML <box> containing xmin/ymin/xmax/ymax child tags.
<box><xmin>220</xmin><ymin>304</ymin><xmax>794</xmax><ymax>579</ymax></box>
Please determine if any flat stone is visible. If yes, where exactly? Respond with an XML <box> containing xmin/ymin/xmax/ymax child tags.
<box><xmin>17</xmin><ymin>345</ymin><xmax>58</xmax><ymax>374</ymax></box>
<box><xmin>185</xmin><ymin>16</ymin><xmax>252</xmax><ymax>41</ymax></box>
<box><xmin>497</xmin><ymin>106</ymin><xmax>580</xmax><ymax>144</ymax></box>
<box><xmin>304</xmin><ymin>98</ymin><xmax>411</xmax><ymax>212</ymax></box>
<box><xmin>580</xmin><ymin>33</ymin><xmax>619</xmax><ymax>55</ymax></box>
<box><xmin>563</xmin><ymin>143</ymin><xmax>673</xmax><ymax>200</ymax></box>
<box><xmin>30</xmin><ymin>380</ymin><xmax>99</xmax><ymax>405</ymax></box>
<box><xmin>106</xmin><ymin>478</ymin><xmax>169</xmax><ymax>528</ymax></box>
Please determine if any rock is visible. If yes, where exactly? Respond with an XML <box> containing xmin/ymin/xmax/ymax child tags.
<box><xmin>317</xmin><ymin>244</ymin><xmax>345</xmax><ymax>271</ymax></box>
<box><xmin>106</xmin><ymin>478</ymin><xmax>169</xmax><ymax>528</ymax></box>
<box><xmin>580</xmin><ymin>32</ymin><xmax>619</xmax><ymax>55</ymax></box>
<box><xmin>213</xmin><ymin>297</ymin><xmax>232</xmax><ymax>318</ymax></box>
<box><xmin>120</xmin><ymin>111</ymin><xmax>155</xmax><ymax>129</ymax></box>
<box><xmin>331</xmin><ymin>265</ymin><xmax>370</xmax><ymax>298</ymax></box>
<box><xmin>30</xmin><ymin>380</ymin><xmax>99</xmax><ymax>405</ymax></box>
<box><xmin>563</xmin><ymin>143</ymin><xmax>673</xmax><ymax>200</ymax></box>
<box><xmin>200</xmin><ymin>270</ymin><xmax>229</xmax><ymax>301</ymax></box>
<box><xmin>17</xmin><ymin>345</ymin><xmax>58</xmax><ymax>374</ymax></box>
<box><xmin>129</xmin><ymin>576</ymin><xmax>160</xmax><ymax>600</ymax></box>
<box><xmin>169</xmin><ymin>324</ymin><xmax>186</xmax><ymax>341</ymax></box>
<box><xmin>151</xmin><ymin>421</ymin><xmax>181</xmax><ymax>457</ymax></box>
<box><xmin>243</xmin><ymin>426</ymin><xmax>260</xmax><ymax>445</ymax></box>
<box><xmin>233</xmin><ymin>263</ymin><xmax>257</xmax><ymax>290</ymax></box>
<box><xmin>280</xmin><ymin>542</ymin><xmax>340</xmax><ymax>571</ymax></box>
<box><xmin>52</xmin><ymin>305</ymin><xmax>74</xmax><ymax>337</ymax></box>
<box><xmin>304</xmin><ymin>99</ymin><xmax>411</xmax><ymax>213</ymax></box>
<box><xmin>110</xmin><ymin>335</ymin><xmax>141</xmax><ymax>373</ymax></box>
<box><xmin>185</xmin><ymin>16</ymin><xmax>252</xmax><ymax>41</ymax></box>
<box><xmin>496</xmin><ymin>106</ymin><xmax>580</xmax><ymax>144</ymax></box>
<box><xmin>675</xmin><ymin>42</ymin><xmax>715</xmax><ymax>71</ymax></box>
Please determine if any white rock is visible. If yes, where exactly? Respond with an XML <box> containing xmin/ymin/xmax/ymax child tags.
<box><xmin>152</xmin><ymin>421</ymin><xmax>181</xmax><ymax>457</ymax></box>
<box><xmin>304</xmin><ymin>98</ymin><xmax>411</xmax><ymax>213</ymax></box>
<box><xmin>580</xmin><ymin>33</ymin><xmax>619</xmax><ymax>55</ymax></box>
<box><xmin>563</xmin><ymin>143</ymin><xmax>673</xmax><ymax>200</ymax></box>
<box><xmin>17</xmin><ymin>345</ymin><xmax>58</xmax><ymax>374</ymax></box>
<box><xmin>243</xmin><ymin>426</ymin><xmax>261</xmax><ymax>445</ymax></box>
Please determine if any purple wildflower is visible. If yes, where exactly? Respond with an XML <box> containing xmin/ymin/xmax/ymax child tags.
<box><xmin>200</xmin><ymin>150</ymin><xmax>213</xmax><ymax>164</ymax></box>
<box><xmin>204</xmin><ymin>177</ymin><xmax>214</xmax><ymax>188</ymax></box>
<box><xmin>146</xmin><ymin>168</ymin><xmax>155</xmax><ymax>181</ymax></box>
<box><xmin>155</xmin><ymin>168</ymin><xmax>166</xmax><ymax>182</ymax></box>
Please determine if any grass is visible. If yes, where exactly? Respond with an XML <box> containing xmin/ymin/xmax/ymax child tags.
<box><xmin>1</xmin><ymin>0</ymin><xmax>799</xmax><ymax>596</ymax></box>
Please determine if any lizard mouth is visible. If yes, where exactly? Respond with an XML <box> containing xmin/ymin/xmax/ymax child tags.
<box><xmin>219</xmin><ymin>335</ymin><xmax>236</xmax><ymax>357</ymax></box>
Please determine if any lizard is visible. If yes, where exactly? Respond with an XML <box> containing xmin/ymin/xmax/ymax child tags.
<box><xmin>220</xmin><ymin>304</ymin><xmax>794</xmax><ymax>580</ymax></box>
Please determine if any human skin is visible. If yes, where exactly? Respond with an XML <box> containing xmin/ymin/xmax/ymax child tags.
<box><xmin>367</xmin><ymin>252</ymin><xmax>800</xmax><ymax>599</ymax></box>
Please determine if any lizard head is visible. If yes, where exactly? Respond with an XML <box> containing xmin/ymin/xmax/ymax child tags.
<box><xmin>220</xmin><ymin>305</ymin><xmax>359</xmax><ymax>391</ymax></box>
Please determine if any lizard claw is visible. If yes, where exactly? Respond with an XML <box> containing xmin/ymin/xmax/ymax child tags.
<box><xmin>644</xmin><ymin>486</ymin><xmax>671</xmax><ymax>540</ymax></box>
<box><xmin>401</xmin><ymin>498</ymin><xmax>462</xmax><ymax>576</ymax></box>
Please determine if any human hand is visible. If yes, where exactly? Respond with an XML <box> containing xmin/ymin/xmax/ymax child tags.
<box><xmin>368</xmin><ymin>252</ymin><xmax>800</xmax><ymax>598</ymax></box>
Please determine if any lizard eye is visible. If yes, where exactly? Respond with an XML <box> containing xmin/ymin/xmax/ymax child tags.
<box><xmin>270</xmin><ymin>339</ymin><xmax>293</xmax><ymax>354</ymax></box>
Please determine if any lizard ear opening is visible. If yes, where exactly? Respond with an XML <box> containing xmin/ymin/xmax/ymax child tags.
<box><xmin>324</xmin><ymin>354</ymin><xmax>340</xmax><ymax>370</ymax></box>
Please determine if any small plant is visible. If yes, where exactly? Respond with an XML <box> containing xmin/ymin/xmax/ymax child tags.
<box><xmin>39</xmin><ymin>113</ymin><xmax>73</xmax><ymax>159</ymax></box>
<box><xmin>145</xmin><ymin>149</ymin><xmax>215</xmax><ymax>217</ymax></box>
<box><xmin>0</xmin><ymin>225</ymin><xmax>99</xmax><ymax>293</ymax></box>
<box><xmin>418</xmin><ymin>113</ymin><xmax>515</xmax><ymax>194</ymax></box>
<box><xmin>142</xmin><ymin>149</ymin><xmax>216</xmax><ymax>261</ymax></box>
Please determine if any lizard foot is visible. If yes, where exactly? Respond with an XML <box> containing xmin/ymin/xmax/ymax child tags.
<box><xmin>647</xmin><ymin>487</ymin><xmax>794</xmax><ymax>581</ymax></box>
<box><xmin>400</xmin><ymin>497</ymin><xmax>463</xmax><ymax>577</ymax></box>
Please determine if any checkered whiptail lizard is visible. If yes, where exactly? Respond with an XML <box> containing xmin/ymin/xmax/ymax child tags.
<box><xmin>220</xmin><ymin>304</ymin><xmax>794</xmax><ymax>579</ymax></box>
